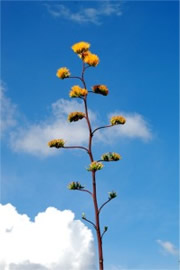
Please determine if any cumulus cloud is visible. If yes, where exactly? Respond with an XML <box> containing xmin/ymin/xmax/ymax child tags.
<box><xmin>157</xmin><ymin>239</ymin><xmax>179</xmax><ymax>256</ymax></box>
<box><xmin>0</xmin><ymin>83</ymin><xmax>17</xmax><ymax>136</ymax></box>
<box><xmin>11</xmin><ymin>99</ymin><xmax>96</xmax><ymax>156</ymax></box>
<box><xmin>100</xmin><ymin>112</ymin><xmax>152</xmax><ymax>142</ymax></box>
<box><xmin>45</xmin><ymin>1</ymin><xmax>122</xmax><ymax>25</ymax></box>
<box><xmin>0</xmin><ymin>203</ymin><xmax>96</xmax><ymax>270</ymax></box>
<box><xmin>10</xmin><ymin>98</ymin><xmax>152</xmax><ymax>157</ymax></box>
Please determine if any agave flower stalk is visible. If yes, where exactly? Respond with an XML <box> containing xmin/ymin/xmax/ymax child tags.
<box><xmin>49</xmin><ymin>41</ymin><xmax>126</xmax><ymax>270</ymax></box>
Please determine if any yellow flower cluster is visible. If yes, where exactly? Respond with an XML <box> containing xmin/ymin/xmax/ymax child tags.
<box><xmin>56</xmin><ymin>67</ymin><xmax>70</xmax><ymax>79</ymax></box>
<box><xmin>69</xmin><ymin>85</ymin><xmax>88</xmax><ymax>98</ymax></box>
<box><xmin>83</xmin><ymin>51</ymin><xmax>99</xmax><ymax>67</ymax></box>
<box><xmin>48</xmin><ymin>139</ymin><xmax>65</xmax><ymax>148</ymax></box>
<box><xmin>68</xmin><ymin>112</ymin><xmax>85</xmax><ymax>122</ymax></box>
<box><xmin>110</xmin><ymin>116</ymin><xmax>126</xmax><ymax>125</ymax></box>
<box><xmin>72</xmin><ymin>41</ymin><xmax>90</xmax><ymax>54</ymax></box>
<box><xmin>101</xmin><ymin>152</ymin><xmax>121</xmax><ymax>161</ymax></box>
<box><xmin>92</xmin><ymin>85</ymin><xmax>108</xmax><ymax>96</ymax></box>
<box><xmin>87</xmin><ymin>161</ymin><xmax>104</xmax><ymax>172</ymax></box>
<box><xmin>72</xmin><ymin>41</ymin><xmax>99</xmax><ymax>67</ymax></box>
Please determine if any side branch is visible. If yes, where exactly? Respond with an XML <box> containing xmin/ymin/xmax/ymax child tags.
<box><xmin>68</xmin><ymin>76</ymin><xmax>83</xmax><ymax>82</ymax></box>
<box><xmin>63</xmin><ymin>146</ymin><xmax>89</xmax><ymax>153</ymax></box>
<box><xmin>101</xmin><ymin>226</ymin><xmax>108</xmax><ymax>240</ymax></box>
<box><xmin>77</xmin><ymin>189</ymin><xmax>93</xmax><ymax>197</ymax></box>
<box><xmin>92</xmin><ymin>125</ymin><xmax>113</xmax><ymax>136</ymax></box>
<box><xmin>82</xmin><ymin>216</ymin><xmax>97</xmax><ymax>231</ymax></box>
<box><xmin>98</xmin><ymin>198</ymin><xmax>112</xmax><ymax>214</ymax></box>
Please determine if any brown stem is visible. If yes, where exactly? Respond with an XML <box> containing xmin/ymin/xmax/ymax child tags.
<box><xmin>81</xmin><ymin>60</ymin><xmax>104</xmax><ymax>270</ymax></box>
<box><xmin>92</xmin><ymin>171</ymin><xmax>104</xmax><ymax>270</ymax></box>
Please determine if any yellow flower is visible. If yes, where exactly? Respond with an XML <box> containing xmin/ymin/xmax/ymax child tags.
<box><xmin>83</xmin><ymin>51</ymin><xmax>99</xmax><ymax>67</ymax></box>
<box><xmin>101</xmin><ymin>152</ymin><xmax>121</xmax><ymax>161</ymax></box>
<box><xmin>71</xmin><ymin>41</ymin><xmax>90</xmax><ymax>54</ymax></box>
<box><xmin>48</xmin><ymin>139</ymin><xmax>65</xmax><ymax>148</ymax></box>
<box><xmin>68</xmin><ymin>112</ymin><xmax>85</xmax><ymax>122</ymax></box>
<box><xmin>56</xmin><ymin>67</ymin><xmax>70</xmax><ymax>79</ymax></box>
<box><xmin>69</xmin><ymin>85</ymin><xmax>88</xmax><ymax>98</ymax></box>
<box><xmin>87</xmin><ymin>161</ymin><xmax>104</xmax><ymax>171</ymax></box>
<box><xmin>110</xmin><ymin>116</ymin><xmax>126</xmax><ymax>125</ymax></box>
<box><xmin>92</xmin><ymin>85</ymin><xmax>108</xmax><ymax>96</ymax></box>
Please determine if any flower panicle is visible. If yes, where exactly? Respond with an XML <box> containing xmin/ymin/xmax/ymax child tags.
<box><xmin>92</xmin><ymin>85</ymin><xmax>108</xmax><ymax>96</ymax></box>
<box><xmin>82</xmin><ymin>51</ymin><xmax>99</xmax><ymax>67</ymax></box>
<box><xmin>68</xmin><ymin>181</ymin><xmax>84</xmax><ymax>190</ymax></box>
<box><xmin>56</xmin><ymin>67</ymin><xmax>70</xmax><ymax>79</ymax></box>
<box><xmin>48</xmin><ymin>139</ymin><xmax>65</xmax><ymax>148</ymax></box>
<box><xmin>87</xmin><ymin>161</ymin><xmax>104</xmax><ymax>172</ymax></box>
<box><xmin>110</xmin><ymin>116</ymin><xmax>126</xmax><ymax>125</ymax></box>
<box><xmin>69</xmin><ymin>85</ymin><xmax>88</xmax><ymax>98</ymax></box>
<box><xmin>101</xmin><ymin>152</ymin><xmax>121</xmax><ymax>162</ymax></box>
<box><xmin>71</xmin><ymin>41</ymin><xmax>90</xmax><ymax>54</ymax></box>
<box><xmin>108</xmin><ymin>191</ymin><xmax>117</xmax><ymax>199</ymax></box>
<box><xmin>68</xmin><ymin>112</ymin><xmax>85</xmax><ymax>122</ymax></box>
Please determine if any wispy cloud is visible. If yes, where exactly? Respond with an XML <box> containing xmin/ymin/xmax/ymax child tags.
<box><xmin>0</xmin><ymin>203</ymin><xmax>95</xmax><ymax>270</ymax></box>
<box><xmin>157</xmin><ymin>239</ymin><xmax>179</xmax><ymax>256</ymax></box>
<box><xmin>10</xmin><ymin>98</ymin><xmax>152</xmax><ymax>157</ymax></box>
<box><xmin>101</xmin><ymin>112</ymin><xmax>152</xmax><ymax>142</ymax></box>
<box><xmin>45</xmin><ymin>1</ymin><xmax>122</xmax><ymax>25</ymax></box>
<box><xmin>0</xmin><ymin>83</ymin><xmax>17</xmax><ymax>136</ymax></box>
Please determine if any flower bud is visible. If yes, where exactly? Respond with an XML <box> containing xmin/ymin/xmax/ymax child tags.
<box><xmin>87</xmin><ymin>161</ymin><xmax>104</xmax><ymax>172</ymax></box>
<box><xmin>108</xmin><ymin>191</ymin><xmax>117</xmax><ymax>199</ymax></box>
<box><xmin>48</xmin><ymin>139</ymin><xmax>65</xmax><ymax>148</ymax></box>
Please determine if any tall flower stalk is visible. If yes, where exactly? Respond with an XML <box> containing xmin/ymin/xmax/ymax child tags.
<box><xmin>49</xmin><ymin>41</ymin><xmax>126</xmax><ymax>270</ymax></box>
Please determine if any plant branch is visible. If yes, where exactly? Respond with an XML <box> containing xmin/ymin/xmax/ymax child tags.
<box><xmin>68</xmin><ymin>76</ymin><xmax>83</xmax><ymax>82</ymax></box>
<box><xmin>101</xmin><ymin>229</ymin><xmax>108</xmax><ymax>240</ymax></box>
<box><xmin>63</xmin><ymin>146</ymin><xmax>89</xmax><ymax>153</ymax></box>
<box><xmin>98</xmin><ymin>198</ymin><xmax>112</xmax><ymax>214</ymax></box>
<box><xmin>92</xmin><ymin>125</ymin><xmax>114</xmax><ymax>136</ymax></box>
<box><xmin>77</xmin><ymin>189</ymin><xmax>93</xmax><ymax>197</ymax></box>
<box><xmin>81</xmin><ymin>62</ymin><xmax>87</xmax><ymax>89</ymax></box>
<box><xmin>88</xmin><ymin>90</ymin><xmax>95</xmax><ymax>94</ymax></box>
<box><xmin>82</xmin><ymin>216</ymin><xmax>97</xmax><ymax>230</ymax></box>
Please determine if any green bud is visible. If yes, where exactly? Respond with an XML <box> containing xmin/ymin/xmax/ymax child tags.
<box><xmin>68</xmin><ymin>181</ymin><xmax>84</xmax><ymax>190</ymax></box>
<box><xmin>108</xmin><ymin>191</ymin><xmax>117</xmax><ymax>199</ymax></box>
<box><xmin>104</xmin><ymin>226</ymin><xmax>108</xmax><ymax>232</ymax></box>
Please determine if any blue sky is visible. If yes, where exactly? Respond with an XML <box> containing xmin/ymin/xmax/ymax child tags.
<box><xmin>0</xmin><ymin>1</ymin><xmax>179</xmax><ymax>270</ymax></box>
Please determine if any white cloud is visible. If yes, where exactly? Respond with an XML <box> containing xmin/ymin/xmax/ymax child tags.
<box><xmin>10</xmin><ymin>99</ymin><xmax>152</xmax><ymax>157</ymax></box>
<box><xmin>0</xmin><ymin>83</ymin><xmax>17</xmax><ymax>136</ymax></box>
<box><xmin>100</xmin><ymin>112</ymin><xmax>152</xmax><ymax>142</ymax></box>
<box><xmin>0</xmin><ymin>203</ymin><xmax>96</xmax><ymax>270</ymax></box>
<box><xmin>11</xmin><ymin>99</ymin><xmax>95</xmax><ymax>157</ymax></box>
<box><xmin>45</xmin><ymin>1</ymin><xmax>122</xmax><ymax>25</ymax></box>
<box><xmin>157</xmin><ymin>239</ymin><xmax>179</xmax><ymax>256</ymax></box>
